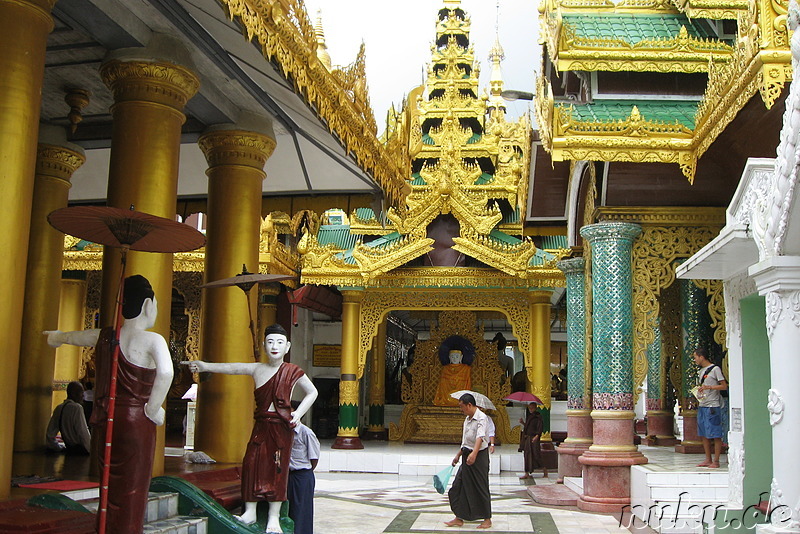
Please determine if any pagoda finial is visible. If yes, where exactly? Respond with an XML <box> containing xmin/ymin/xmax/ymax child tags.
<box><xmin>314</xmin><ymin>9</ymin><xmax>332</xmax><ymax>71</ymax></box>
<box><xmin>443</xmin><ymin>0</ymin><xmax>461</xmax><ymax>7</ymax></box>
<box><xmin>487</xmin><ymin>2</ymin><xmax>506</xmax><ymax>115</ymax></box>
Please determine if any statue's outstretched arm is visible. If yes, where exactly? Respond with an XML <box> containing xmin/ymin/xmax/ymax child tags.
<box><xmin>43</xmin><ymin>329</ymin><xmax>100</xmax><ymax>348</ymax></box>
<box><xmin>180</xmin><ymin>360</ymin><xmax>259</xmax><ymax>375</ymax></box>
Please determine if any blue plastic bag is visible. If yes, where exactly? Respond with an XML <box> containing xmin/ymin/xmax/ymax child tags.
<box><xmin>433</xmin><ymin>464</ymin><xmax>454</xmax><ymax>494</ymax></box>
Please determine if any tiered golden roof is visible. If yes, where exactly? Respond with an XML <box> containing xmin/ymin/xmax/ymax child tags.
<box><xmin>535</xmin><ymin>0</ymin><xmax>792</xmax><ymax>181</ymax></box>
<box><xmin>299</xmin><ymin>0</ymin><xmax>568</xmax><ymax>289</ymax></box>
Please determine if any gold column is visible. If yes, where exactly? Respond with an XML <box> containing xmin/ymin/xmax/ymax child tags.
<box><xmin>98</xmin><ymin>42</ymin><xmax>199</xmax><ymax>476</ymax></box>
<box><xmin>258</xmin><ymin>284</ymin><xmax>281</xmax><ymax>361</ymax></box>
<box><xmin>0</xmin><ymin>0</ymin><xmax>56</xmax><ymax>499</ymax></box>
<box><xmin>333</xmin><ymin>290</ymin><xmax>364</xmax><ymax>449</ymax></box>
<box><xmin>14</xmin><ymin>138</ymin><xmax>85</xmax><ymax>451</ymax></box>
<box><xmin>195</xmin><ymin>125</ymin><xmax>276</xmax><ymax>463</ymax></box>
<box><xmin>528</xmin><ymin>291</ymin><xmax>552</xmax><ymax>440</ymax></box>
<box><xmin>366</xmin><ymin>320</ymin><xmax>387</xmax><ymax>438</ymax></box>
<box><xmin>52</xmin><ymin>277</ymin><xmax>88</xmax><ymax>409</ymax></box>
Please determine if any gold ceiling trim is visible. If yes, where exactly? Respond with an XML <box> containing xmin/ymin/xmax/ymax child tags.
<box><xmin>217</xmin><ymin>0</ymin><xmax>410</xmax><ymax>207</ymax></box>
<box><xmin>595</xmin><ymin>206</ymin><xmax>726</xmax><ymax>226</ymax></box>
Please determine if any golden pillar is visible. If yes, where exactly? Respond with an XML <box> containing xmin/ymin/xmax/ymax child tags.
<box><xmin>52</xmin><ymin>277</ymin><xmax>89</xmax><ymax>409</ymax></box>
<box><xmin>0</xmin><ymin>0</ymin><xmax>56</xmax><ymax>499</ymax></box>
<box><xmin>528</xmin><ymin>291</ymin><xmax>553</xmax><ymax>441</ymax></box>
<box><xmin>258</xmin><ymin>283</ymin><xmax>281</xmax><ymax>361</ymax></box>
<box><xmin>98</xmin><ymin>39</ymin><xmax>199</xmax><ymax>475</ymax></box>
<box><xmin>333</xmin><ymin>290</ymin><xmax>364</xmax><ymax>449</ymax></box>
<box><xmin>366</xmin><ymin>320</ymin><xmax>387</xmax><ymax>439</ymax></box>
<box><xmin>14</xmin><ymin>135</ymin><xmax>85</xmax><ymax>451</ymax></box>
<box><xmin>195</xmin><ymin>124</ymin><xmax>276</xmax><ymax>463</ymax></box>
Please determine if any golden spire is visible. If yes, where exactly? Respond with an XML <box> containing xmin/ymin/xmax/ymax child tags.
<box><xmin>487</xmin><ymin>3</ymin><xmax>506</xmax><ymax>115</ymax></box>
<box><xmin>315</xmin><ymin>10</ymin><xmax>332</xmax><ymax>71</ymax></box>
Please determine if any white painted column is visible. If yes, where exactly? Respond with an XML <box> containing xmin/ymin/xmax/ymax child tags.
<box><xmin>751</xmin><ymin>256</ymin><xmax>800</xmax><ymax>533</ymax></box>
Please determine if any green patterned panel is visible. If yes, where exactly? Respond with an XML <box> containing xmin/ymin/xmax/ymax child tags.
<box><xmin>680</xmin><ymin>279</ymin><xmax>712</xmax><ymax>405</ymax></box>
<box><xmin>580</xmin><ymin>222</ymin><xmax>641</xmax><ymax>410</ymax></box>
<box><xmin>646</xmin><ymin>317</ymin><xmax>663</xmax><ymax>410</ymax></box>
<box><xmin>338</xmin><ymin>403</ymin><xmax>359</xmax><ymax>429</ymax></box>
<box><xmin>559</xmin><ymin>257</ymin><xmax>588</xmax><ymax>410</ymax></box>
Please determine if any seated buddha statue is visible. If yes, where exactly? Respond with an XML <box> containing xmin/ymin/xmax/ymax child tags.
<box><xmin>433</xmin><ymin>350</ymin><xmax>472</xmax><ymax>406</ymax></box>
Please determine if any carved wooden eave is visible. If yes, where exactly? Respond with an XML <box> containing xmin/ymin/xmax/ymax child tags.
<box><xmin>302</xmin><ymin>266</ymin><xmax>566</xmax><ymax>290</ymax></box>
<box><xmin>217</xmin><ymin>0</ymin><xmax>411</xmax><ymax>207</ymax></box>
<box><xmin>539</xmin><ymin>0</ymin><xmax>734</xmax><ymax>73</ymax></box>
<box><xmin>553</xmin><ymin>22</ymin><xmax>733</xmax><ymax>73</ymax></box>
<box><xmin>535</xmin><ymin>0</ymin><xmax>792</xmax><ymax>183</ymax></box>
<box><xmin>670</xmin><ymin>0</ymin><xmax>750</xmax><ymax>21</ymax></box>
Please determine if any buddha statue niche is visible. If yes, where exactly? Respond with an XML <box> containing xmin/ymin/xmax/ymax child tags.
<box><xmin>433</xmin><ymin>349</ymin><xmax>472</xmax><ymax>406</ymax></box>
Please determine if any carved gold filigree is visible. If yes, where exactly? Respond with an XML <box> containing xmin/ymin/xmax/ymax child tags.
<box><xmin>388</xmin><ymin>311</ymin><xmax>517</xmax><ymax>445</ymax></box>
<box><xmin>693</xmin><ymin>278</ymin><xmax>728</xmax><ymax>352</ymax></box>
<box><xmin>99</xmin><ymin>59</ymin><xmax>200</xmax><ymax>110</ymax></box>
<box><xmin>630</xmin><ymin>223</ymin><xmax>721</xmax><ymax>403</ymax></box>
<box><xmin>174</xmin><ymin>272</ymin><xmax>203</xmax><ymax>363</ymax></box>
<box><xmin>217</xmin><ymin>0</ymin><xmax>410</xmax><ymax>207</ymax></box>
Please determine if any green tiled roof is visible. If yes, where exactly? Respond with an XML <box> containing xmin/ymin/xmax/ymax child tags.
<box><xmin>501</xmin><ymin>207</ymin><xmax>521</xmax><ymax>225</ymax></box>
<box><xmin>529</xmin><ymin>248</ymin><xmax>556</xmax><ymax>267</ymax></box>
<box><xmin>355</xmin><ymin>207</ymin><xmax>376</xmax><ymax>222</ymax></box>
<box><xmin>540</xmin><ymin>235</ymin><xmax>568</xmax><ymax>249</ymax></box>
<box><xmin>336</xmin><ymin>232</ymin><xmax>403</xmax><ymax>265</ymax></box>
<box><xmin>474</xmin><ymin>172</ymin><xmax>493</xmax><ymax>185</ymax></box>
<box><xmin>559</xmin><ymin>100</ymin><xmax>698</xmax><ymax>129</ymax></box>
<box><xmin>562</xmin><ymin>14</ymin><xmax>721</xmax><ymax>44</ymax></box>
<box><xmin>489</xmin><ymin>230</ymin><xmax>521</xmax><ymax>245</ymax></box>
<box><xmin>410</xmin><ymin>172</ymin><xmax>426</xmax><ymax>185</ymax></box>
<box><xmin>317</xmin><ymin>225</ymin><xmax>357</xmax><ymax>249</ymax></box>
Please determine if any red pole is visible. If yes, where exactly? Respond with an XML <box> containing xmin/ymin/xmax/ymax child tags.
<box><xmin>96</xmin><ymin>248</ymin><xmax>127</xmax><ymax>534</ymax></box>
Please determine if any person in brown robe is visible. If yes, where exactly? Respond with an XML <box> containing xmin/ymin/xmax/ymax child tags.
<box><xmin>184</xmin><ymin>323</ymin><xmax>317</xmax><ymax>534</ymax></box>
<box><xmin>46</xmin><ymin>275</ymin><xmax>174</xmax><ymax>533</ymax></box>
<box><xmin>519</xmin><ymin>402</ymin><xmax>548</xmax><ymax>479</ymax></box>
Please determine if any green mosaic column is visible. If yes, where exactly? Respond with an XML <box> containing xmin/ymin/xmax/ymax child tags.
<box><xmin>557</xmin><ymin>257</ymin><xmax>592</xmax><ymax>478</ymax></box>
<box><xmin>333</xmin><ymin>290</ymin><xmax>364</xmax><ymax>449</ymax></box>
<box><xmin>577</xmin><ymin>222</ymin><xmax>647</xmax><ymax>513</ymax></box>
<box><xmin>645</xmin><ymin>318</ymin><xmax>677</xmax><ymax>445</ymax></box>
<box><xmin>580</xmin><ymin>222</ymin><xmax>641</xmax><ymax>410</ymax></box>
<box><xmin>675</xmin><ymin>278</ymin><xmax>711</xmax><ymax>453</ymax></box>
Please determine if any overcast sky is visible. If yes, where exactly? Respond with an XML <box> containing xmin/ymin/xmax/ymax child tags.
<box><xmin>302</xmin><ymin>0</ymin><xmax>541</xmax><ymax>132</ymax></box>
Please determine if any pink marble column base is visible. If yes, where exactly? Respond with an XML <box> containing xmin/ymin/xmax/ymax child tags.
<box><xmin>675</xmin><ymin>411</ymin><xmax>703</xmax><ymax>454</ymax></box>
<box><xmin>577</xmin><ymin>451</ymin><xmax>648</xmax><ymax>513</ymax></box>
<box><xmin>557</xmin><ymin>411</ymin><xmax>593</xmax><ymax>480</ymax></box>
<box><xmin>332</xmin><ymin>436</ymin><xmax>364</xmax><ymax>449</ymax></box>
<box><xmin>645</xmin><ymin>411</ymin><xmax>679</xmax><ymax>446</ymax></box>
<box><xmin>575</xmin><ymin>413</ymin><xmax>648</xmax><ymax>512</ymax></box>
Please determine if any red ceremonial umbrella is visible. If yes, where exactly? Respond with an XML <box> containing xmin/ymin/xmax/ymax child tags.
<box><xmin>503</xmin><ymin>391</ymin><xmax>544</xmax><ymax>405</ymax></box>
<box><xmin>201</xmin><ymin>265</ymin><xmax>295</xmax><ymax>361</ymax></box>
<box><xmin>47</xmin><ymin>205</ymin><xmax>205</xmax><ymax>534</ymax></box>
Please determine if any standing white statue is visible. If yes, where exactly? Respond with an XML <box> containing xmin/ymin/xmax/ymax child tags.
<box><xmin>183</xmin><ymin>323</ymin><xmax>318</xmax><ymax>534</ymax></box>
<box><xmin>45</xmin><ymin>274</ymin><xmax>173</xmax><ymax>533</ymax></box>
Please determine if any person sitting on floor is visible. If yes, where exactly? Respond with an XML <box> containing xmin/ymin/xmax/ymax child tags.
<box><xmin>45</xmin><ymin>381</ymin><xmax>91</xmax><ymax>455</ymax></box>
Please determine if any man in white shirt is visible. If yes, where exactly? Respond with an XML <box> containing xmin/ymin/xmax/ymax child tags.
<box><xmin>45</xmin><ymin>381</ymin><xmax>91</xmax><ymax>454</ymax></box>
<box><xmin>288</xmin><ymin>401</ymin><xmax>320</xmax><ymax>534</ymax></box>
<box><xmin>445</xmin><ymin>393</ymin><xmax>492</xmax><ymax>529</ymax></box>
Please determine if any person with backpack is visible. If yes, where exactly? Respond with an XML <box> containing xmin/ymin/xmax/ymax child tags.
<box><xmin>692</xmin><ymin>348</ymin><xmax>728</xmax><ymax>468</ymax></box>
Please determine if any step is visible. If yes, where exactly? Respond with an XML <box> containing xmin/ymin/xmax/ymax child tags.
<box><xmin>563</xmin><ymin>476</ymin><xmax>583</xmax><ymax>495</ymax></box>
<box><xmin>142</xmin><ymin>515</ymin><xmax>208</xmax><ymax>534</ymax></box>
<box><xmin>80</xmin><ymin>492</ymin><xmax>179</xmax><ymax>524</ymax></box>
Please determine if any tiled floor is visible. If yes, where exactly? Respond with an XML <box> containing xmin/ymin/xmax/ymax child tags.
<box><xmin>313</xmin><ymin>471</ymin><xmax>639</xmax><ymax>533</ymax></box>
